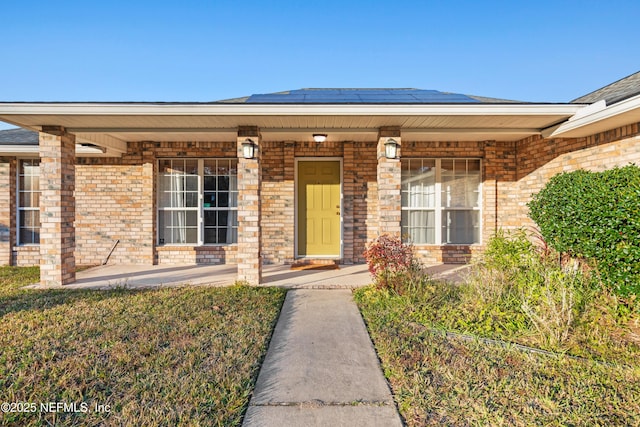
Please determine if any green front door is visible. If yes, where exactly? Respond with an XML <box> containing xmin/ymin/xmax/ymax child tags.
<box><xmin>297</xmin><ymin>161</ymin><xmax>341</xmax><ymax>257</ymax></box>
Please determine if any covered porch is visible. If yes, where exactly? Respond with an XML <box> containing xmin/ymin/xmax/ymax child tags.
<box><xmin>26</xmin><ymin>263</ymin><xmax>469</xmax><ymax>290</ymax></box>
<box><xmin>0</xmin><ymin>94</ymin><xmax>582</xmax><ymax>287</ymax></box>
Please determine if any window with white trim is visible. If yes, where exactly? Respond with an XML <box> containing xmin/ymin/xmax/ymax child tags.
<box><xmin>158</xmin><ymin>159</ymin><xmax>238</xmax><ymax>245</ymax></box>
<box><xmin>401</xmin><ymin>158</ymin><xmax>481</xmax><ymax>244</ymax></box>
<box><xmin>17</xmin><ymin>159</ymin><xmax>40</xmax><ymax>245</ymax></box>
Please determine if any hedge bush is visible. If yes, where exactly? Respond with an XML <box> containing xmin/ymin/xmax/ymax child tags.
<box><xmin>528</xmin><ymin>165</ymin><xmax>640</xmax><ymax>296</ymax></box>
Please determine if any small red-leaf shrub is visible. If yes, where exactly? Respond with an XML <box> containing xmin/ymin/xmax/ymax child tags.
<box><xmin>363</xmin><ymin>234</ymin><xmax>420</xmax><ymax>292</ymax></box>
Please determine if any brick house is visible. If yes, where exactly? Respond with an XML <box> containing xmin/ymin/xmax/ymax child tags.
<box><xmin>1</xmin><ymin>72</ymin><xmax>639</xmax><ymax>286</ymax></box>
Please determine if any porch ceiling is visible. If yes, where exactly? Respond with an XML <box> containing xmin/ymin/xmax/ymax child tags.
<box><xmin>0</xmin><ymin>103</ymin><xmax>583</xmax><ymax>149</ymax></box>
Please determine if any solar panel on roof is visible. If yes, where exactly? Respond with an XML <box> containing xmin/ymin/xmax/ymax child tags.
<box><xmin>244</xmin><ymin>89</ymin><xmax>483</xmax><ymax>104</ymax></box>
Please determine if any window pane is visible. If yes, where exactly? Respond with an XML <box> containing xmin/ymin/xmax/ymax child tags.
<box><xmin>20</xmin><ymin>228</ymin><xmax>39</xmax><ymax>244</ymax></box>
<box><xmin>185</xmin><ymin>192</ymin><xmax>198</xmax><ymax>207</ymax></box>
<box><xmin>468</xmin><ymin>159</ymin><xmax>481</xmax><ymax>174</ymax></box>
<box><xmin>159</xmin><ymin>210</ymin><xmax>198</xmax><ymax>244</ymax></box>
<box><xmin>229</xmin><ymin>191</ymin><xmax>238</xmax><ymax>207</ymax></box>
<box><xmin>454</xmin><ymin>159</ymin><xmax>467</xmax><ymax>172</ymax></box>
<box><xmin>203</xmin><ymin>192</ymin><xmax>215</xmax><ymax>206</ymax></box>
<box><xmin>204</xmin><ymin>210</ymin><xmax>217</xmax><ymax>226</ymax></box>
<box><xmin>441</xmin><ymin>210</ymin><xmax>479</xmax><ymax>244</ymax></box>
<box><xmin>185</xmin><ymin>228</ymin><xmax>198</xmax><ymax>243</ymax></box>
<box><xmin>185</xmin><ymin>160</ymin><xmax>198</xmax><ymax>175</ymax></box>
<box><xmin>159</xmin><ymin>159</ymin><xmax>173</xmax><ymax>173</ymax></box>
<box><xmin>158</xmin><ymin>211</ymin><xmax>166</xmax><ymax>244</ymax></box>
<box><xmin>19</xmin><ymin>176</ymin><xmax>29</xmax><ymax>192</ymax></box>
<box><xmin>20</xmin><ymin>160</ymin><xmax>39</xmax><ymax>175</ymax></box>
<box><xmin>169</xmin><ymin>160</ymin><xmax>185</xmax><ymax>173</ymax></box>
<box><xmin>441</xmin><ymin>159</ymin><xmax>481</xmax><ymax>209</ymax></box>
<box><xmin>402</xmin><ymin>159</ymin><xmax>436</xmax><ymax>209</ymax></box>
<box><xmin>401</xmin><ymin>210</ymin><xmax>435</xmax><ymax>244</ymax></box>
<box><xmin>217</xmin><ymin>228</ymin><xmax>229</xmax><ymax>243</ymax></box>
<box><xmin>204</xmin><ymin>228</ymin><xmax>218</xmax><ymax>244</ymax></box>
<box><xmin>218</xmin><ymin>192</ymin><xmax>229</xmax><ymax>207</ymax></box>
<box><xmin>218</xmin><ymin>211</ymin><xmax>229</xmax><ymax>226</ymax></box>
<box><xmin>185</xmin><ymin>175</ymin><xmax>198</xmax><ymax>191</ymax></box>
<box><xmin>229</xmin><ymin>210</ymin><xmax>237</xmax><ymax>227</ymax></box>
<box><xmin>218</xmin><ymin>176</ymin><xmax>229</xmax><ymax>191</ymax></box>
<box><xmin>204</xmin><ymin>176</ymin><xmax>216</xmax><ymax>191</ymax></box>
<box><xmin>441</xmin><ymin>159</ymin><xmax>454</xmax><ymax>173</ymax></box>
<box><xmin>20</xmin><ymin>192</ymin><xmax>32</xmax><ymax>208</ymax></box>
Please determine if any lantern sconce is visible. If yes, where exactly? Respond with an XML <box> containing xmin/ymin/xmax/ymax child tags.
<box><xmin>241</xmin><ymin>138</ymin><xmax>257</xmax><ymax>159</ymax></box>
<box><xmin>384</xmin><ymin>138</ymin><xmax>400</xmax><ymax>159</ymax></box>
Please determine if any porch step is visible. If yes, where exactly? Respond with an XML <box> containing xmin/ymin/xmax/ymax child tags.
<box><xmin>290</xmin><ymin>259</ymin><xmax>340</xmax><ymax>271</ymax></box>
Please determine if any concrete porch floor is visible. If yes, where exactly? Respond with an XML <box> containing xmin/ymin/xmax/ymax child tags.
<box><xmin>29</xmin><ymin>263</ymin><xmax>470</xmax><ymax>290</ymax></box>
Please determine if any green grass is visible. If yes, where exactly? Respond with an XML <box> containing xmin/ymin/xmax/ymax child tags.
<box><xmin>0</xmin><ymin>266</ymin><xmax>286</xmax><ymax>426</ymax></box>
<box><xmin>355</xmin><ymin>284</ymin><xmax>640</xmax><ymax>426</ymax></box>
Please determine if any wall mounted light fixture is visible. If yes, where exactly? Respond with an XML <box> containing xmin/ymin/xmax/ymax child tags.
<box><xmin>384</xmin><ymin>138</ymin><xmax>400</xmax><ymax>159</ymax></box>
<box><xmin>313</xmin><ymin>134</ymin><xmax>327</xmax><ymax>143</ymax></box>
<box><xmin>241</xmin><ymin>138</ymin><xmax>257</xmax><ymax>159</ymax></box>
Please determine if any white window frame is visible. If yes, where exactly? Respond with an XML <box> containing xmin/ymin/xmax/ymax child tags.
<box><xmin>17</xmin><ymin>158</ymin><xmax>41</xmax><ymax>246</ymax></box>
<box><xmin>157</xmin><ymin>158</ymin><xmax>238</xmax><ymax>246</ymax></box>
<box><xmin>401</xmin><ymin>158</ymin><xmax>482</xmax><ymax>245</ymax></box>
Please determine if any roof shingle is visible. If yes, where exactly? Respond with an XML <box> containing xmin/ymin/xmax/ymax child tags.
<box><xmin>572</xmin><ymin>71</ymin><xmax>640</xmax><ymax>105</ymax></box>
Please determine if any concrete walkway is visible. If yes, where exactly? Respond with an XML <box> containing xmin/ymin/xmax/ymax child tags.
<box><xmin>242</xmin><ymin>289</ymin><xmax>403</xmax><ymax>427</ymax></box>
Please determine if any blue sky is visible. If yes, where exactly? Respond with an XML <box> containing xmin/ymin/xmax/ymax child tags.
<box><xmin>1</xmin><ymin>0</ymin><xmax>639</xmax><ymax>129</ymax></box>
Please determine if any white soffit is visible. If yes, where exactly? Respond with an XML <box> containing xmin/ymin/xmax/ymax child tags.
<box><xmin>0</xmin><ymin>103</ymin><xmax>583</xmax><ymax>144</ymax></box>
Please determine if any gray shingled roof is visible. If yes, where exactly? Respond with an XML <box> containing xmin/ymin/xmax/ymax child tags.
<box><xmin>572</xmin><ymin>71</ymin><xmax>640</xmax><ymax>105</ymax></box>
<box><xmin>219</xmin><ymin>88</ymin><xmax>521</xmax><ymax>104</ymax></box>
<box><xmin>0</xmin><ymin>128</ymin><xmax>38</xmax><ymax>145</ymax></box>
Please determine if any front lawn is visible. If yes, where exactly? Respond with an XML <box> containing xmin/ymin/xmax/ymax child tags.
<box><xmin>0</xmin><ymin>266</ymin><xmax>286</xmax><ymax>426</ymax></box>
<box><xmin>355</xmin><ymin>278</ymin><xmax>640</xmax><ymax>426</ymax></box>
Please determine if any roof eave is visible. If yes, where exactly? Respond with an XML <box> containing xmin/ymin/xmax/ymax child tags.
<box><xmin>550</xmin><ymin>94</ymin><xmax>640</xmax><ymax>138</ymax></box>
<box><xmin>0</xmin><ymin>102</ymin><xmax>583</xmax><ymax>117</ymax></box>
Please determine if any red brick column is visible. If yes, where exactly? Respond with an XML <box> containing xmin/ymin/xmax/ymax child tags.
<box><xmin>0</xmin><ymin>159</ymin><xmax>14</xmax><ymax>265</ymax></box>
<box><xmin>39</xmin><ymin>127</ymin><xmax>76</xmax><ymax>286</ymax></box>
<box><xmin>342</xmin><ymin>142</ymin><xmax>355</xmax><ymax>263</ymax></box>
<box><xmin>237</xmin><ymin>127</ymin><xmax>262</xmax><ymax>285</ymax></box>
<box><xmin>377</xmin><ymin>128</ymin><xmax>402</xmax><ymax>237</ymax></box>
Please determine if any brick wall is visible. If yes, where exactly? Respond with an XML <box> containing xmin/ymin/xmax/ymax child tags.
<box><xmin>74</xmin><ymin>163</ymin><xmax>154</xmax><ymax>266</ymax></box>
<box><xmin>511</xmin><ymin>124</ymin><xmax>640</xmax><ymax>231</ymax></box>
<box><xmin>344</xmin><ymin>141</ymin><xmax>379</xmax><ymax>263</ymax></box>
<box><xmin>260</xmin><ymin>141</ymin><xmax>294</xmax><ymax>264</ymax></box>
<box><xmin>156</xmin><ymin>246</ymin><xmax>237</xmax><ymax>264</ymax></box>
<box><xmin>78</xmin><ymin>141</ymin><xmax>238</xmax><ymax>266</ymax></box>
<box><xmin>14</xmin><ymin>246</ymin><xmax>39</xmax><ymax>265</ymax></box>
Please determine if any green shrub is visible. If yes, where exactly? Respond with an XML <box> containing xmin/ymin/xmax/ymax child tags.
<box><xmin>528</xmin><ymin>165</ymin><xmax>640</xmax><ymax>296</ymax></box>
<box><xmin>466</xmin><ymin>230</ymin><xmax>600</xmax><ymax>349</ymax></box>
